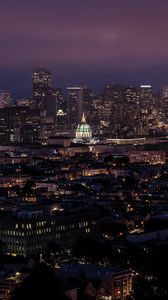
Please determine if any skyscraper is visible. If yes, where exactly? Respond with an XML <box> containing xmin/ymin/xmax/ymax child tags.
<box><xmin>140</xmin><ymin>85</ymin><xmax>152</xmax><ymax>100</ymax></box>
<box><xmin>124</xmin><ymin>86</ymin><xmax>139</xmax><ymax>104</ymax></box>
<box><xmin>0</xmin><ymin>90</ymin><xmax>12</xmax><ymax>108</ymax></box>
<box><xmin>67</xmin><ymin>85</ymin><xmax>86</xmax><ymax>126</ymax></box>
<box><xmin>104</xmin><ymin>84</ymin><xmax>124</xmax><ymax>102</ymax></box>
<box><xmin>32</xmin><ymin>68</ymin><xmax>57</xmax><ymax>119</ymax></box>
<box><xmin>160</xmin><ymin>85</ymin><xmax>168</xmax><ymax>99</ymax></box>
<box><xmin>0</xmin><ymin>107</ymin><xmax>40</xmax><ymax>144</ymax></box>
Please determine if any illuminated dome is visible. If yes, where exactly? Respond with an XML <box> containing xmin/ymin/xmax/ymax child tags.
<box><xmin>75</xmin><ymin>113</ymin><xmax>92</xmax><ymax>140</ymax></box>
<box><xmin>56</xmin><ymin>109</ymin><xmax>65</xmax><ymax>116</ymax></box>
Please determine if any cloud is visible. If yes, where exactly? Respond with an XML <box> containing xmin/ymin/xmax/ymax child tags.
<box><xmin>1</xmin><ymin>0</ymin><xmax>168</xmax><ymax>95</ymax></box>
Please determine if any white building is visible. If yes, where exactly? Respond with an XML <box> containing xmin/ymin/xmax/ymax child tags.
<box><xmin>75</xmin><ymin>113</ymin><xmax>92</xmax><ymax>141</ymax></box>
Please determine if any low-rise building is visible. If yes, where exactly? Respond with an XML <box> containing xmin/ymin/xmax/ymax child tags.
<box><xmin>129</xmin><ymin>150</ymin><xmax>165</xmax><ymax>165</ymax></box>
<box><xmin>58</xmin><ymin>263</ymin><xmax>133</xmax><ymax>300</ymax></box>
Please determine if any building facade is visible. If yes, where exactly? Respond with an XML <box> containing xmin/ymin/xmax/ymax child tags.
<box><xmin>75</xmin><ymin>114</ymin><xmax>92</xmax><ymax>141</ymax></box>
<box><xmin>0</xmin><ymin>107</ymin><xmax>41</xmax><ymax>144</ymax></box>
<box><xmin>0</xmin><ymin>90</ymin><xmax>12</xmax><ymax>108</ymax></box>
<box><xmin>32</xmin><ymin>68</ymin><xmax>57</xmax><ymax>119</ymax></box>
<box><xmin>0</xmin><ymin>210</ymin><xmax>101</xmax><ymax>256</ymax></box>
<box><xmin>67</xmin><ymin>85</ymin><xmax>87</xmax><ymax>127</ymax></box>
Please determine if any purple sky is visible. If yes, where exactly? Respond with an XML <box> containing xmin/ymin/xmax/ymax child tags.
<box><xmin>1</xmin><ymin>0</ymin><xmax>168</xmax><ymax>97</ymax></box>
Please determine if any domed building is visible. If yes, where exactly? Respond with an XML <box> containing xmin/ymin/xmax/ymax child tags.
<box><xmin>75</xmin><ymin>113</ymin><xmax>92</xmax><ymax>141</ymax></box>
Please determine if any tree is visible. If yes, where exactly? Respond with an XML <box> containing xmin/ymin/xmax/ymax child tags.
<box><xmin>73</xmin><ymin>237</ymin><xmax>112</xmax><ymax>264</ymax></box>
<box><xmin>11</xmin><ymin>263</ymin><xmax>69</xmax><ymax>300</ymax></box>
<box><xmin>73</xmin><ymin>237</ymin><xmax>97</xmax><ymax>262</ymax></box>
<box><xmin>21</xmin><ymin>180</ymin><xmax>35</xmax><ymax>196</ymax></box>
<box><xmin>102</xmin><ymin>221</ymin><xmax>128</xmax><ymax>238</ymax></box>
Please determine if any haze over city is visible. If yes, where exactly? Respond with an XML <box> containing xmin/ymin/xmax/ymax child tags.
<box><xmin>1</xmin><ymin>0</ymin><xmax>168</xmax><ymax>96</ymax></box>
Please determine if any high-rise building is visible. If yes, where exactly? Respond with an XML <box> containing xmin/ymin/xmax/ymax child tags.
<box><xmin>33</xmin><ymin>68</ymin><xmax>52</xmax><ymax>109</ymax></box>
<box><xmin>0</xmin><ymin>107</ymin><xmax>40</xmax><ymax>144</ymax></box>
<box><xmin>33</xmin><ymin>68</ymin><xmax>58</xmax><ymax>119</ymax></box>
<box><xmin>103</xmin><ymin>84</ymin><xmax>125</xmax><ymax>121</ymax></box>
<box><xmin>0</xmin><ymin>90</ymin><xmax>12</xmax><ymax>108</ymax></box>
<box><xmin>160</xmin><ymin>85</ymin><xmax>168</xmax><ymax>99</ymax></box>
<box><xmin>124</xmin><ymin>86</ymin><xmax>139</xmax><ymax>103</ymax></box>
<box><xmin>67</xmin><ymin>85</ymin><xmax>86</xmax><ymax>126</ymax></box>
<box><xmin>140</xmin><ymin>85</ymin><xmax>152</xmax><ymax>100</ymax></box>
<box><xmin>159</xmin><ymin>85</ymin><xmax>168</xmax><ymax>117</ymax></box>
<box><xmin>104</xmin><ymin>84</ymin><xmax>124</xmax><ymax>102</ymax></box>
<box><xmin>102</xmin><ymin>84</ymin><xmax>125</xmax><ymax>137</ymax></box>
<box><xmin>33</xmin><ymin>68</ymin><xmax>52</xmax><ymax>108</ymax></box>
<box><xmin>54</xmin><ymin>88</ymin><xmax>65</xmax><ymax>112</ymax></box>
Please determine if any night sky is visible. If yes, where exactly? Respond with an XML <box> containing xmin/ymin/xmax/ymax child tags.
<box><xmin>1</xmin><ymin>0</ymin><xmax>168</xmax><ymax>97</ymax></box>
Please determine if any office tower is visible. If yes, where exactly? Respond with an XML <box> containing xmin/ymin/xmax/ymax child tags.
<box><xmin>100</xmin><ymin>84</ymin><xmax>125</xmax><ymax>137</ymax></box>
<box><xmin>160</xmin><ymin>85</ymin><xmax>168</xmax><ymax>99</ymax></box>
<box><xmin>102</xmin><ymin>84</ymin><xmax>144</xmax><ymax>138</ymax></box>
<box><xmin>0</xmin><ymin>107</ymin><xmax>40</xmax><ymax>144</ymax></box>
<box><xmin>33</xmin><ymin>68</ymin><xmax>52</xmax><ymax>110</ymax></box>
<box><xmin>140</xmin><ymin>85</ymin><xmax>152</xmax><ymax>100</ymax></box>
<box><xmin>33</xmin><ymin>68</ymin><xmax>57</xmax><ymax>119</ymax></box>
<box><xmin>0</xmin><ymin>209</ymin><xmax>100</xmax><ymax>256</ymax></box>
<box><xmin>0</xmin><ymin>90</ymin><xmax>12</xmax><ymax>108</ymax></box>
<box><xmin>104</xmin><ymin>84</ymin><xmax>125</xmax><ymax>103</ymax></box>
<box><xmin>124</xmin><ymin>86</ymin><xmax>139</xmax><ymax>103</ymax></box>
<box><xmin>102</xmin><ymin>84</ymin><xmax>121</xmax><ymax>135</ymax></box>
<box><xmin>81</xmin><ymin>87</ymin><xmax>91</xmax><ymax>119</ymax></box>
<box><xmin>67</xmin><ymin>85</ymin><xmax>86</xmax><ymax>126</ymax></box>
<box><xmin>54</xmin><ymin>88</ymin><xmax>65</xmax><ymax>111</ymax></box>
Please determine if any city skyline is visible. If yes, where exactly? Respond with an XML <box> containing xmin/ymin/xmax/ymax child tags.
<box><xmin>1</xmin><ymin>0</ymin><xmax>168</xmax><ymax>97</ymax></box>
<box><xmin>0</xmin><ymin>67</ymin><xmax>166</xmax><ymax>99</ymax></box>
<box><xmin>0</xmin><ymin>2</ymin><xmax>168</xmax><ymax>298</ymax></box>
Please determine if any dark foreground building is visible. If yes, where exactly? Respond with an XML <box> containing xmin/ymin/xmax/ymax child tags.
<box><xmin>0</xmin><ymin>209</ymin><xmax>101</xmax><ymax>256</ymax></box>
